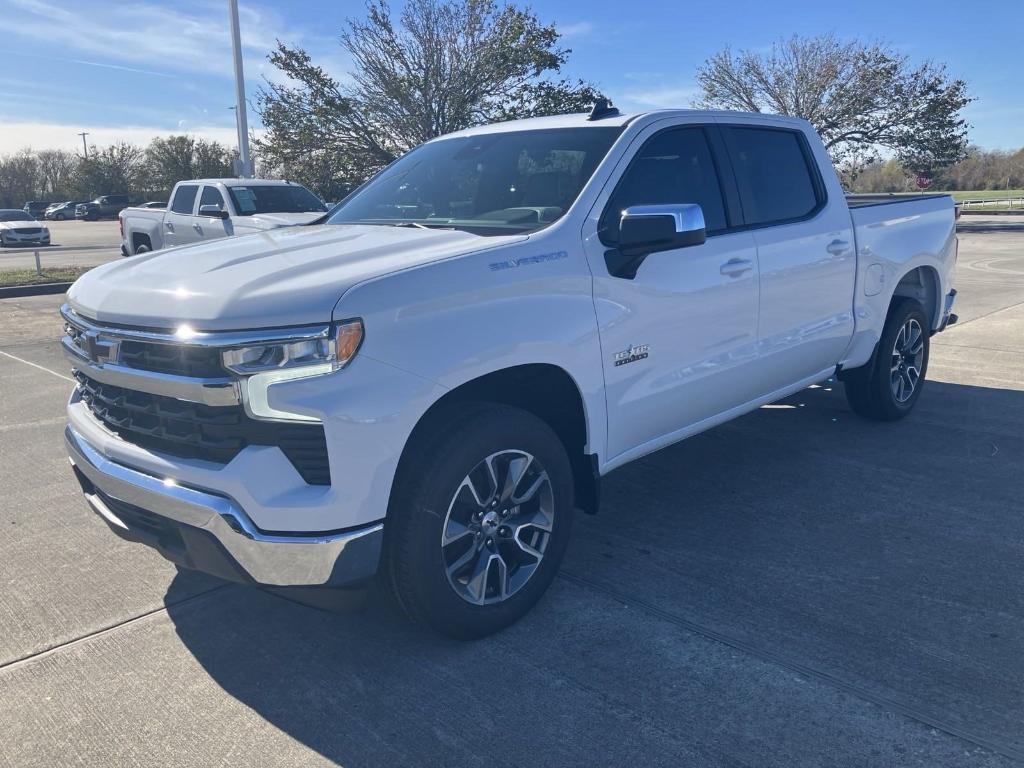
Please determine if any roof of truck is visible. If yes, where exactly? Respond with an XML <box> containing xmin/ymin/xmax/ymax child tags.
<box><xmin>183</xmin><ymin>178</ymin><xmax>301</xmax><ymax>186</ymax></box>
<box><xmin>437</xmin><ymin>109</ymin><xmax>810</xmax><ymax>139</ymax></box>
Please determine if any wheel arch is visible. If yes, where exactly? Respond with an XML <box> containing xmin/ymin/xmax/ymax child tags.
<box><xmin>891</xmin><ymin>264</ymin><xmax>941</xmax><ymax>330</ymax></box>
<box><xmin>396</xmin><ymin>363</ymin><xmax>601</xmax><ymax>515</ymax></box>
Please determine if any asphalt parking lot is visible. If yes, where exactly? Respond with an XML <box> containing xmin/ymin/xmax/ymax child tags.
<box><xmin>0</xmin><ymin>220</ymin><xmax>120</xmax><ymax>270</ymax></box>
<box><xmin>1</xmin><ymin>216</ymin><xmax>1023</xmax><ymax>767</ymax></box>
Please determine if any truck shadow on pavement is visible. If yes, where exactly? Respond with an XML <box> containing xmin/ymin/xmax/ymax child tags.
<box><xmin>163</xmin><ymin>379</ymin><xmax>1024</xmax><ymax>766</ymax></box>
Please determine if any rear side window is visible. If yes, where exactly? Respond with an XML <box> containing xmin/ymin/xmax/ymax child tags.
<box><xmin>601</xmin><ymin>127</ymin><xmax>728</xmax><ymax>241</ymax></box>
<box><xmin>723</xmin><ymin>127</ymin><xmax>821</xmax><ymax>226</ymax></box>
<box><xmin>170</xmin><ymin>185</ymin><xmax>199</xmax><ymax>214</ymax></box>
<box><xmin>200</xmin><ymin>186</ymin><xmax>226</xmax><ymax>211</ymax></box>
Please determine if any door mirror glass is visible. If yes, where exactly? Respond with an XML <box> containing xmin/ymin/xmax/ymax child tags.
<box><xmin>198</xmin><ymin>204</ymin><xmax>229</xmax><ymax>219</ymax></box>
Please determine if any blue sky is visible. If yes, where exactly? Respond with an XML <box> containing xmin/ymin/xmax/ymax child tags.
<box><xmin>0</xmin><ymin>0</ymin><xmax>1021</xmax><ymax>152</ymax></box>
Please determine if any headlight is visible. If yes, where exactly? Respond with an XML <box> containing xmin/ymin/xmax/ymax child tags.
<box><xmin>222</xmin><ymin>320</ymin><xmax>363</xmax><ymax>422</ymax></box>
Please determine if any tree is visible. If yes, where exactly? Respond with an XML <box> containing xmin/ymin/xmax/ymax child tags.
<box><xmin>144</xmin><ymin>135</ymin><xmax>234</xmax><ymax>198</ymax></box>
<box><xmin>0</xmin><ymin>150</ymin><xmax>40</xmax><ymax>208</ymax></box>
<box><xmin>255</xmin><ymin>0</ymin><xmax>604</xmax><ymax>198</ymax></box>
<box><xmin>75</xmin><ymin>142</ymin><xmax>145</xmax><ymax>198</ymax></box>
<box><xmin>695</xmin><ymin>34</ymin><xmax>973</xmax><ymax>174</ymax></box>
<box><xmin>36</xmin><ymin>150</ymin><xmax>80</xmax><ymax>199</ymax></box>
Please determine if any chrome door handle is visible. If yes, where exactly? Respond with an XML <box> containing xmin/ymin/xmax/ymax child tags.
<box><xmin>165</xmin><ymin>222</ymin><xmax>174</xmax><ymax>231</ymax></box>
<box><xmin>826</xmin><ymin>239</ymin><xmax>850</xmax><ymax>255</ymax></box>
<box><xmin>193</xmin><ymin>223</ymin><xmax>202</xmax><ymax>231</ymax></box>
<box><xmin>720</xmin><ymin>258</ymin><xmax>753</xmax><ymax>277</ymax></box>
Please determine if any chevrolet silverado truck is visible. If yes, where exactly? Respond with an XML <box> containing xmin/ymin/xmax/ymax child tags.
<box><xmin>62</xmin><ymin>106</ymin><xmax>958</xmax><ymax>639</ymax></box>
<box><xmin>118</xmin><ymin>178</ymin><xmax>326</xmax><ymax>256</ymax></box>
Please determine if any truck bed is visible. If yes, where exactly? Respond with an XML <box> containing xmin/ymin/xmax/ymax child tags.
<box><xmin>845</xmin><ymin>193</ymin><xmax>954</xmax><ymax>209</ymax></box>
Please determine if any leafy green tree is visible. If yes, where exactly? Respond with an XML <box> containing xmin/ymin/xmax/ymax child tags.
<box><xmin>144</xmin><ymin>135</ymin><xmax>234</xmax><ymax>198</ymax></box>
<box><xmin>255</xmin><ymin>0</ymin><xmax>604</xmax><ymax>199</ymax></box>
<box><xmin>696</xmin><ymin>34</ymin><xmax>973</xmax><ymax>174</ymax></box>
<box><xmin>74</xmin><ymin>142</ymin><xmax>145</xmax><ymax>199</ymax></box>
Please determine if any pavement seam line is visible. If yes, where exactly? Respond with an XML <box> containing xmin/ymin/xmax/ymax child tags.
<box><xmin>945</xmin><ymin>296</ymin><xmax>1024</xmax><ymax>330</ymax></box>
<box><xmin>0</xmin><ymin>584</ymin><xmax>231</xmax><ymax>674</ymax></box>
<box><xmin>0</xmin><ymin>349</ymin><xmax>75</xmax><ymax>383</ymax></box>
<box><xmin>558</xmin><ymin>570</ymin><xmax>1024</xmax><ymax>764</ymax></box>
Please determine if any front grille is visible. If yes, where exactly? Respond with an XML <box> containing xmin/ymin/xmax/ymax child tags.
<box><xmin>12</xmin><ymin>227</ymin><xmax>42</xmax><ymax>235</ymax></box>
<box><xmin>118</xmin><ymin>340</ymin><xmax>226</xmax><ymax>378</ymax></box>
<box><xmin>75</xmin><ymin>371</ymin><xmax>330</xmax><ymax>485</ymax></box>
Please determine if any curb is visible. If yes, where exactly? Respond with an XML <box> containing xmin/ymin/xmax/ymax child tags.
<box><xmin>0</xmin><ymin>282</ymin><xmax>72</xmax><ymax>299</ymax></box>
<box><xmin>960</xmin><ymin>209</ymin><xmax>1024</xmax><ymax>216</ymax></box>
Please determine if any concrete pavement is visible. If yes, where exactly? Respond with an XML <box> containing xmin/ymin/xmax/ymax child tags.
<box><xmin>1</xmin><ymin>216</ymin><xmax>1022</xmax><ymax>766</ymax></box>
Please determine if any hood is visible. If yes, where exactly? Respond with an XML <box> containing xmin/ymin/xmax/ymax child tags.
<box><xmin>68</xmin><ymin>223</ymin><xmax>525</xmax><ymax>331</ymax></box>
<box><xmin>0</xmin><ymin>220</ymin><xmax>43</xmax><ymax>230</ymax></box>
<box><xmin>232</xmin><ymin>211</ymin><xmax>325</xmax><ymax>231</ymax></box>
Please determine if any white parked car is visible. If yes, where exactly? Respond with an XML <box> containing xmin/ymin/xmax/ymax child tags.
<box><xmin>118</xmin><ymin>178</ymin><xmax>327</xmax><ymax>255</ymax></box>
<box><xmin>0</xmin><ymin>209</ymin><xmax>50</xmax><ymax>246</ymax></box>
<box><xmin>63</xmin><ymin>107</ymin><xmax>957</xmax><ymax>638</ymax></box>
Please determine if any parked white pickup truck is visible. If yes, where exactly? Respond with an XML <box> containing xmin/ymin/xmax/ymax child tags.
<box><xmin>118</xmin><ymin>178</ymin><xmax>327</xmax><ymax>255</ymax></box>
<box><xmin>63</xmin><ymin>106</ymin><xmax>957</xmax><ymax>638</ymax></box>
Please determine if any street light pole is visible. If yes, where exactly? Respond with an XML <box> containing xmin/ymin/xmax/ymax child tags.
<box><xmin>77</xmin><ymin>132</ymin><xmax>89</xmax><ymax>157</ymax></box>
<box><xmin>227</xmin><ymin>0</ymin><xmax>252</xmax><ymax>178</ymax></box>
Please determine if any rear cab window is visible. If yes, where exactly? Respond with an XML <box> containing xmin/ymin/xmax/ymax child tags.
<box><xmin>170</xmin><ymin>185</ymin><xmax>199</xmax><ymax>215</ymax></box>
<box><xmin>721</xmin><ymin>126</ymin><xmax>823</xmax><ymax>226</ymax></box>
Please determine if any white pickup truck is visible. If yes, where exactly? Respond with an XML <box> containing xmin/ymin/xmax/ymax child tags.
<box><xmin>63</xmin><ymin>106</ymin><xmax>957</xmax><ymax>639</ymax></box>
<box><xmin>118</xmin><ymin>178</ymin><xmax>327</xmax><ymax>255</ymax></box>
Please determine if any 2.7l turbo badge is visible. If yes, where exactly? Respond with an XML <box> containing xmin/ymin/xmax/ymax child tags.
<box><xmin>614</xmin><ymin>344</ymin><xmax>650</xmax><ymax>367</ymax></box>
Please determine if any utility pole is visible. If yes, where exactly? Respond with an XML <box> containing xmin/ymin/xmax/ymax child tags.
<box><xmin>77</xmin><ymin>132</ymin><xmax>89</xmax><ymax>157</ymax></box>
<box><xmin>227</xmin><ymin>0</ymin><xmax>252</xmax><ymax>178</ymax></box>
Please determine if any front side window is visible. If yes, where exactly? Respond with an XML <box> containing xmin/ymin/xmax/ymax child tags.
<box><xmin>227</xmin><ymin>185</ymin><xmax>326</xmax><ymax>216</ymax></box>
<box><xmin>723</xmin><ymin>127</ymin><xmax>821</xmax><ymax>226</ymax></box>
<box><xmin>200</xmin><ymin>186</ymin><xmax>226</xmax><ymax>211</ymax></box>
<box><xmin>328</xmin><ymin>127</ymin><xmax>623</xmax><ymax>236</ymax></box>
<box><xmin>600</xmin><ymin>127</ymin><xmax>728</xmax><ymax>242</ymax></box>
<box><xmin>170</xmin><ymin>185</ymin><xmax>198</xmax><ymax>214</ymax></box>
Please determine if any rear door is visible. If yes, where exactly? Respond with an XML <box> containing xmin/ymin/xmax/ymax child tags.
<box><xmin>582</xmin><ymin>121</ymin><xmax>762</xmax><ymax>463</ymax></box>
<box><xmin>162</xmin><ymin>184</ymin><xmax>200</xmax><ymax>247</ymax></box>
<box><xmin>719</xmin><ymin>121</ymin><xmax>856</xmax><ymax>391</ymax></box>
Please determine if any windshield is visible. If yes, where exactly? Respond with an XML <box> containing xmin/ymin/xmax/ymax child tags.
<box><xmin>227</xmin><ymin>185</ymin><xmax>326</xmax><ymax>216</ymax></box>
<box><xmin>327</xmin><ymin>127</ymin><xmax>623</xmax><ymax>235</ymax></box>
<box><xmin>0</xmin><ymin>210</ymin><xmax>34</xmax><ymax>222</ymax></box>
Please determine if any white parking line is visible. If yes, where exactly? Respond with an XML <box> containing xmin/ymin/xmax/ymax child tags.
<box><xmin>0</xmin><ymin>349</ymin><xmax>74</xmax><ymax>383</ymax></box>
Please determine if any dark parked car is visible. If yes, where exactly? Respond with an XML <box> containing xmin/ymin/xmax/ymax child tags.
<box><xmin>44</xmin><ymin>201</ymin><xmax>88</xmax><ymax>220</ymax></box>
<box><xmin>23</xmin><ymin>201</ymin><xmax>54</xmax><ymax>218</ymax></box>
<box><xmin>75</xmin><ymin>194</ymin><xmax>130</xmax><ymax>221</ymax></box>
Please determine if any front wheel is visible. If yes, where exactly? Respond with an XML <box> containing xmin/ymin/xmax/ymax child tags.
<box><xmin>55</xmin><ymin>213</ymin><xmax>66</xmax><ymax>221</ymax></box>
<box><xmin>384</xmin><ymin>404</ymin><xmax>574</xmax><ymax>639</ymax></box>
<box><xmin>843</xmin><ymin>298</ymin><xmax>930</xmax><ymax>421</ymax></box>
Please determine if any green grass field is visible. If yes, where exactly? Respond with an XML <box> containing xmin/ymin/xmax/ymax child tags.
<box><xmin>0</xmin><ymin>266</ymin><xmax>92</xmax><ymax>288</ymax></box>
<box><xmin>950</xmin><ymin>189</ymin><xmax>1024</xmax><ymax>202</ymax></box>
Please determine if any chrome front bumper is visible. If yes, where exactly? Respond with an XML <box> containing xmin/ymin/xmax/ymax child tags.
<box><xmin>65</xmin><ymin>427</ymin><xmax>383</xmax><ymax>587</ymax></box>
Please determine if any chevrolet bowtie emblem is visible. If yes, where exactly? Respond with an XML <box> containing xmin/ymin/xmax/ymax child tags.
<box><xmin>82</xmin><ymin>330</ymin><xmax>120</xmax><ymax>366</ymax></box>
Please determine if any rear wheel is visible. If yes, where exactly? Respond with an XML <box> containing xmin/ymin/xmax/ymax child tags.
<box><xmin>55</xmin><ymin>212</ymin><xmax>67</xmax><ymax>221</ymax></box>
<box><xmin>384</xmin><ymin>404</ymin><xmax>573</xmax><ymax>639</ymax></box>
<box><xmin>843</xmin><ymin>298</ymin><xmax>930</xmax><ymax>421</ymax></box>
<box><xmin>134</xmin><ymin>242</ymin><xmax>151</xmax><ymax>255</ymax></box>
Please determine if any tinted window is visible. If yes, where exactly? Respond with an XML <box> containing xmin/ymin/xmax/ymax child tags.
<box><xmin>329</xmin><ymin>127</ymin><xmax>622</xmax><ymax>235</ymax></box>
<box><xmin>170</xmin><ymin>185</ymin><xmax>199</xmax><ymax>214</ymax></box>
<box><xmin>724</xmin><ymin>127</ymin><xmax>820</xmax><ymax>226</ymax></box>
<box><xmin>200</xmin><ymin>186</ymin><xmax>226</xmax><ymax>211</ymax></box>
<box><xmin>601</xmin><ymin>127</ymin><xmax>727</xmax><ymax>241</ymax></box>
<box><xmin>227</xmin><ymin>184</ymin><xmax>326</xmax><ymax>216</ymax></box>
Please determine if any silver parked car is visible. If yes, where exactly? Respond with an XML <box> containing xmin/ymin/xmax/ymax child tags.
<box><xmin>45</xmin><ymin>201</ymin><xmax>87</xmax><ymax>220</ymax></box>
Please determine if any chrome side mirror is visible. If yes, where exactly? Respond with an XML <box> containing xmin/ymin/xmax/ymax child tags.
<box><xmin>607</xmin><ymin>203</ymin><xmax>707</xmax><ymax>279</ymax></box>
<box><xmin>198</xmin><ymin>205</ymin><xmax>229</xmax><ymax>219</ymax></box>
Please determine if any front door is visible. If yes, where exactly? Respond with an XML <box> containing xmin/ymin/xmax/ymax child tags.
<box><xmin>582</xmin><ymin>123</ymin><xmax>761</xmax><ymax>463</ymax></box>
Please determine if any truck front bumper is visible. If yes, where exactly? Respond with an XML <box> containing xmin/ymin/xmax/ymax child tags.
<box><xmin>65</xmin><ymin>426</ymin><xmax>383</xmax><ymax>588</ymax></box>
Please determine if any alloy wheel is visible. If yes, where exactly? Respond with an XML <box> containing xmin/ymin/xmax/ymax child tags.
<box><xmin>890</xmin><ymin>318</ymin><xmax>924</xmax><ymax>403</ymax></box>
<box><xmin>441</xmin><ymin>449</ymin><xmax>554</xmax><ymax>605</ymax></box>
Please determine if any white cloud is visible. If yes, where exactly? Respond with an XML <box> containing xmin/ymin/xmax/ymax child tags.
<box><xmin>0</xmin><ymin>120</ymin><xmax>260</xmax><ymax>152</ymax></box>
<box><xmin>558</xmin><ymin>21</ymin><xmax>594</xmax><ymax>39</ymax></box>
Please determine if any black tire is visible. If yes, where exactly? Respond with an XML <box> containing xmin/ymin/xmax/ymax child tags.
<box><xmin>134</xmin><ymin>243</ymin><xmax>151</xmax><ymax>255</ymax></box>
<box><xmin>55</xmin><ymin>213</ymin><xmax>66</xmax><ymax>221</ymax></box>
<box><xmin>843</xmin><ymin>298</ymin><xmax>930</xmax><ymax>421</ymax></box>
<box><xmin>383</xmin><ymin>403</ymin><xmax>574</xmax><ymax>639</ymax></box>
